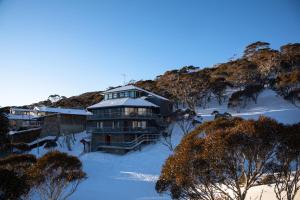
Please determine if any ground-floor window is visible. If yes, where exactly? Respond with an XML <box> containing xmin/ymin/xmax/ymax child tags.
<box><xmin>132</xmin><ymin>121</ymin><xmax>146</xmax><ymax>129</ymax></box>
<box><xmin>96</xmin><ymin>121</ymin><xmax>103</xmax><ymax>128</ymax></box>
<box><xmin>112</xmin><ymin>121</ymin><xmax>120</xmax><ymax>128</ymax></box>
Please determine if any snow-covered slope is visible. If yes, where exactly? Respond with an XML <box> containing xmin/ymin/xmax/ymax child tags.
<box><xmin>31</xmin><ymin>90</ymin><xmax>300</xmax><ymax>200</ymax></box>
<box><xmin>199</xmin><ymin>89</ymin><xmax>300</xmax><ymax>124</ymax></box>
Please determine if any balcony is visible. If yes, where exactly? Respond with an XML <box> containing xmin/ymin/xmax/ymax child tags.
<box><xmin>88</xmin><ymin>126</ymin><xmax>159</xmax><ymax>134</ymax></box>
<box><xmin>95</xmin><ymin>134</ymin><xmax>160</xmax><ymax>150</ymax></box>
<box><xmin>87</xmin><ymin>112</ymin><xmax>159</xmax><ymax>120</ymax></box>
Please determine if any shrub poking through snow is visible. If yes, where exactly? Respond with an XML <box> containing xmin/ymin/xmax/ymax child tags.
<box><xmin>211</xmin><ymin>110</ymin><xmax>232</xmax><ymax>119</ymax></box>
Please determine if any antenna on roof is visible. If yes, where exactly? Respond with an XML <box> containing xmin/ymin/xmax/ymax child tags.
<box><xmin>121</xmin><ymin>73</ymin><xmax>127</xmax><ymax>85</ymax></box>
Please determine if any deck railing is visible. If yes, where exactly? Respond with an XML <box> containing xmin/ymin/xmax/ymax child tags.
<box><xmin>88</xmin><ymin>126</ymin><xmax>158</xmax><ymax>134</ymax></box>
<box><xmin>87</xmin><ymin>112</ymin><xmax>159</xmax><ymax>120</ymax></box>
<box><xmin>95</xmin><ymin>134</ymin><xmax>159</xmax><ymax>150</ymax></box>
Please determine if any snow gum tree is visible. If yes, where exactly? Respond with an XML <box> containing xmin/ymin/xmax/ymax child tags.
<box><xmin>161</xmin><ymin>122</ymin><xmax>175</xmax><ymax>151</ymax></box>
<box><xmin>156</xmin><ymin>116</ymin><xmax>291</xmax><ymax>200</ymax></box>
<box><xmin>174</xmin><ymin>109</ymin><xmax>196</xmax><ymax>136</ymax></box>
<box><xmin>0</xmin><ymin>151</ymin><xmax>87</xmax><ymax>200</ymax></box>
<box><xmin>272</xmin><ymin>123</ymin><xmax>300</xmax><ymax>200</ymax></box>
<box><xmin>29</xmin><ymin>151</ymin><xmax>86</xmax><ymax>200</ymax></box>
<box><xmin>0</xmin><ymin>154</ymin><xmax>37</xmax><ymax>200</ymax></box>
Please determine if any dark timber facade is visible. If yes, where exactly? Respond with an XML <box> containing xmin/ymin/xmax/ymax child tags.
<box><xmin>87</xmin><ymin>85</ymin><xmax>172</xmax><ymax>153</ymax></box>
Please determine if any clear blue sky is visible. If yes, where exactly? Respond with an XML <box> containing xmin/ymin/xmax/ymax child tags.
<box><xmin>0</xmin><ymin>0</ymin><xmax>299</xmax><ymax>106</ymax></box>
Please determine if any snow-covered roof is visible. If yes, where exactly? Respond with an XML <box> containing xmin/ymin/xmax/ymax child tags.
<box><xmin>9</xmin><ymin>127</ymin><xmax>41</xmax><ymax>135</ymax></box>
<box><xmin>7</xmin><ymin>114</ymin><xmax>37</xmax><ymax>120</ymax></box>
<box><xmin>103</xmin><ymin>85</ymin><xmax>169</xmax><ymax>101</ymax></box>
<box><xmin>88</xmin><ymin>98</ymin><xmax>159</xmax><ymax>109</ymax></box>
<box><xmin>10</xmin><ymin>108</ymin><xmax>34</xmax><ymax>112</ymax></box>
<box><xmin>34</xmin><ymin>106</ymin><xmax>91</xmax><ymax>115</ymax></box>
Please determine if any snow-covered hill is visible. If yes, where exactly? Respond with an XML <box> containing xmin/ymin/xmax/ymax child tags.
<box><xmin>30</xmin><ymin>90</ymin><xmax>300</xmax><ymax>200</ymax></box>
<box><xmin>199</xmin><ymin>89</ymin><xmax>300</xmax><ymax>124</ymax></box>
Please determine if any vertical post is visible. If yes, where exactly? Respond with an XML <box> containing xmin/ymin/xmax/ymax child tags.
<box><xmin>121</xmin><ymin>73</ymin><xmax>126</xmax><ymax>85</ymax></box>
<box><xmin>37</xmin><ymin>133</ymin><xmax>40</xmax><ymax>155</ymax></box>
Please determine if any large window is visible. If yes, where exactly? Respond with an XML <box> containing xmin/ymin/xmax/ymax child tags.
<box><xmin>138</xmin><ymin>108</ymin><xmax>148</xmax><ymax>115</ymax></box>
<box><xmin>124</xmin><ymin>91</ymin><xmax>129</xmax><ymax>97</ymax></box>
<box><xmin>132</xmin><ymin>121</ymin><xmax>146</xmax><ymax>129</ymax></box>
<box><xmin>125</xmin><ymin>107</ymin><xmax>137</xmax><ymax>115</ymax></box>
<box><xmin>129</xmin><ymin>91</ymin><xmax>135</xmax><ymax>98</ymax></box>
<box><xmin>124</xmin><ymin>107</ymin><xmax>151</xmax><ymax>116</ymax></box>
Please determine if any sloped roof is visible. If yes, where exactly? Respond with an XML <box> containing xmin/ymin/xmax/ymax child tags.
<box><xmin>88</xmin><ymin>98</ymin><xmax>159</xmax><ymax>109</ymax></box>
<box><xmin>34</xmin><ymin>106</ymin><xmax>91</xmax><ymax>115</ymax></box>
<box><xmin>103</xmin><ymin>85</ymin><xmax>169</xmax><ymax>101</ymax></box>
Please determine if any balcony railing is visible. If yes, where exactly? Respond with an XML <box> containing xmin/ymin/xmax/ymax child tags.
<box><xmin>95</xmin><ymin>134</ymin><xmax>160</xmax><ymax>149</ymax></box>
<box><xmin>87</xmin><ymin>112</ymin><xmax>159</xmax><ymax>120</ymax></box>
<box><xmin>88</xmin><ymin>126</ymin><xmax>158</xmax><ymax>134</ymax></box>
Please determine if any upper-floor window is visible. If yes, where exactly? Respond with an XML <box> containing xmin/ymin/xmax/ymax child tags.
<box><xmin>125</xmin><ymin>107</ymin><xmax>137</xmax><ymax>115</ymax></box>
<box><xmin>129</xmin><ymin>91</ymin><xmax>135</xmax><ymax>98</ymax></box>
<box><xmin>124</xmin><ymin>91</ymin><xmax>129</xmax><ymax>98</ymax></box>
<box><xmin>138</xmin><ymin>108</ymin><xmax>147</xmax><ymax>115</ymax></box>
<box><xmin>105</xmin><ymin>89</ymin><xmax>148</xmax><ymax>100</ymax></box>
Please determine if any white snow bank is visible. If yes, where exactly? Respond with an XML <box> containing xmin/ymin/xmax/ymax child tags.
<box><xmin>116</xmin><ymin>171</ymin><xmax>159</xmax><ymax>182</ymax></box>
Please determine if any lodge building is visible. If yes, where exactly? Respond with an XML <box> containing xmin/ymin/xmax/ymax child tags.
<box><xmin>87</xmin><ymin>85</ymin><xmax>172</xmax><ymax>153</ymax></box>
<box><xmin>8</xmin><ymin>106</ymin><xmax>91</xmax><ymax>137</ymax></box>
<box><xmin>35</xmin><ymin>107</ymin><xmax>91</xmax><ymax>137</ymax></box>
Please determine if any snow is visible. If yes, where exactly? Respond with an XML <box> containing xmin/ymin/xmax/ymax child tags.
<box><xmin>34</xmin><ymin>106</ymin><xmax>91</xmax><ymax>116</ymax></box>
<box><xmin>88</xmin><ymin>97</ymin><xmax>159</xmax><ymax>109</ymax></box>
<box><xmin>30</xmin><ymin>90</ymin><xmax>300</xmax><ymax>200</ymax></box>
<box><xmin>103</xmin><ymin>85</ymin><xmax>169</xmax><ymax>101</ymax></box>
<box><xmin>27</xmin><ymin>135</ymin><xmax>56</xmax><ymax>145</ymax></box>
<box><xmin>198</xmin><ymin>89</ymin><xmax>300</xmax><ymax>124</ymax></box>
<box><xmin>246</xmin><ymin>184</ymin><xmax>300</xmax><ymax>200</ymax></box>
